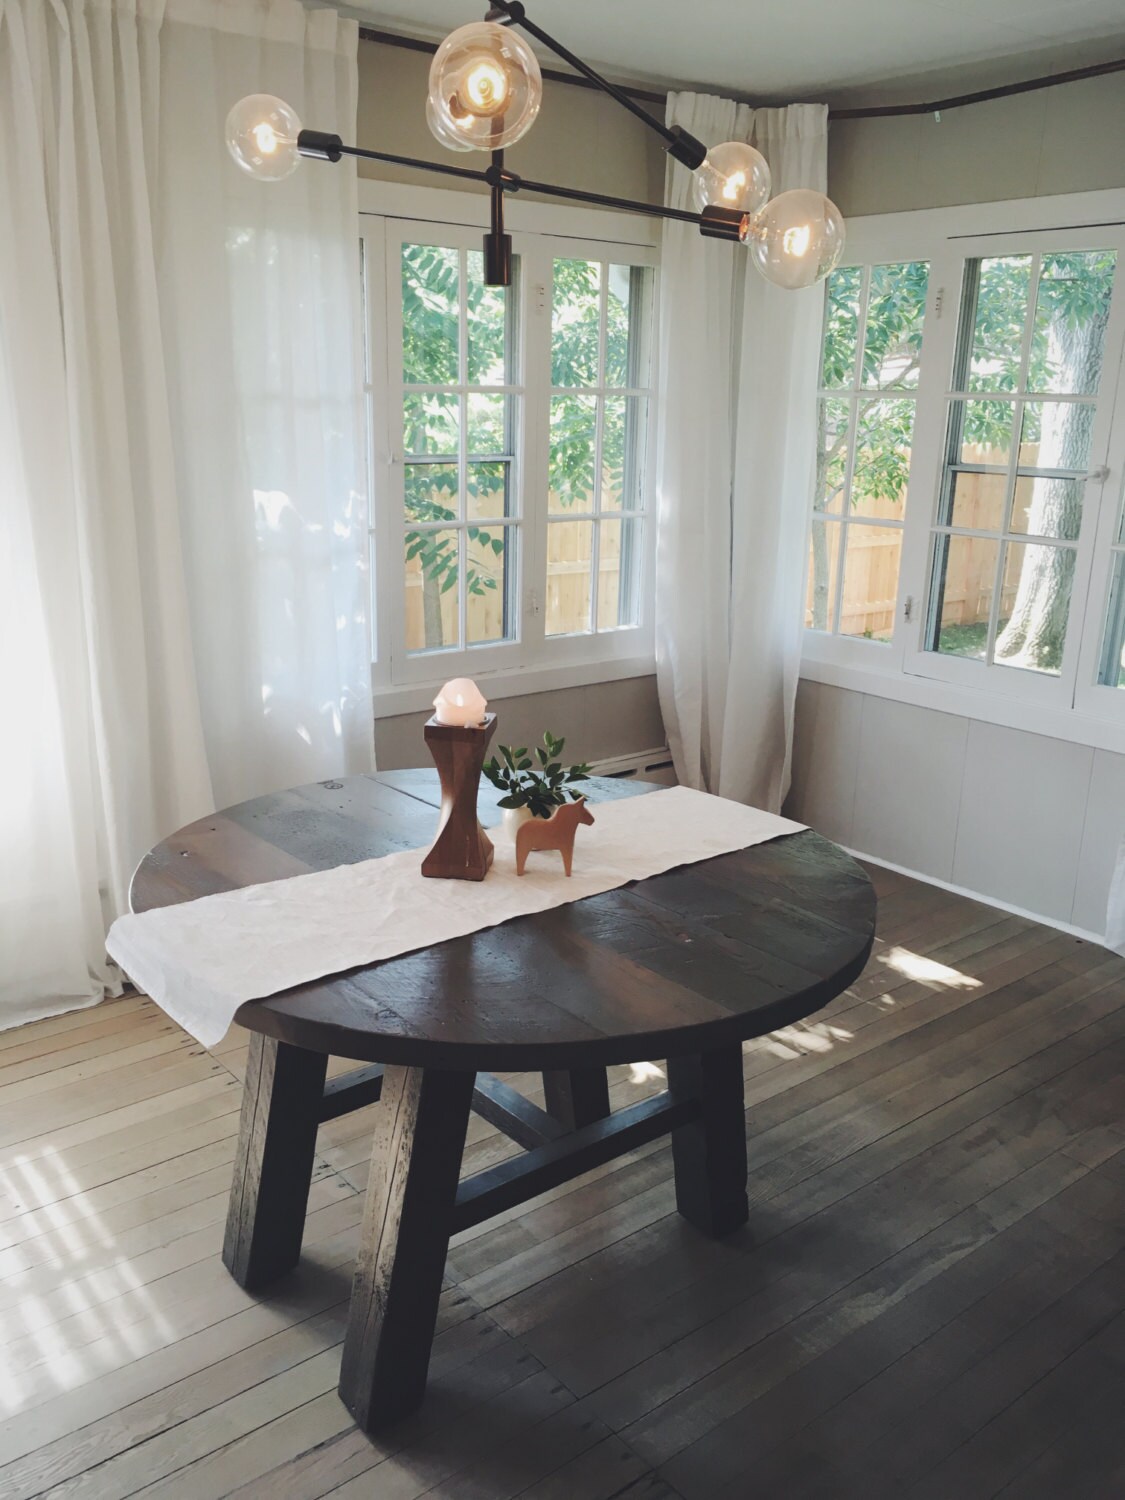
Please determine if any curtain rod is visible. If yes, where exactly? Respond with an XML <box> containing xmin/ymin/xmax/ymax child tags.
<box><xmin>358</xmin><ymin>28</ymin><xmax>1125</xmax><ymax>122</ymax></box>
<box><xmin>359</xmin><ymin>25</ymin><xmax>666</xmax><ymax>103</ymax></box>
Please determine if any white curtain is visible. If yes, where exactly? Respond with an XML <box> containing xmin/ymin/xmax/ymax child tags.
<box><xmin>0</xmin><ymin>0</ymin><xmax>370</xmax><ymax>1029</ymax></box>
<box><xmin>655</xmin><ymin>94</ymin><xmax>827</xmax><ymax>811</ymax></box>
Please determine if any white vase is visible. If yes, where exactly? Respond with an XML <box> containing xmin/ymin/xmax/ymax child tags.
<box><xmin>501</xmin><ymin>805</ymin><xmax>540</xmax><ymax>842</ymax></box>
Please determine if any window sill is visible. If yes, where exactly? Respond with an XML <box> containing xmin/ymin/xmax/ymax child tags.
<box><xmin>372</xmin><ymin>654</ymin><xmax>657</xmax><ymax>720</ymax></box>
<box><xmin>800</xmin><ymin>652</ymin><xmax>1125</xmax><ymax>757</ymax></box>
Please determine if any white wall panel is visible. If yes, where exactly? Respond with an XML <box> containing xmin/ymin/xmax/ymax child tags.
<box><xmin>789</xmin><ymin>679</ymin><xmax>1116</xmax><ymax>939</ymax></box>
<box><xmin>1073</xmin><ymin>749</ymin><xmax>1125</xmax><ymax>935</ymax></box>
<box><xmin>851</xmin><ymin>696</ymin><xmax>969</xmax><ymax>881</ymax></box>
<box><xmin>786</xmin><ymin>680</ymin><xmax>863</xmax><ymax>846</ymax></box>
<box><xmin>951</xmin><ymin>721</ymin><xmax>1093</xmax><ymax>924</ymax></box>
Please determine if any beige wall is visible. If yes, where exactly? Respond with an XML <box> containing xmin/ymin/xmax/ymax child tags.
<box><xmin>374</xmin><ymin>675</ymin><xmax>665</xmax><ymax>771</ymax></box>
<box><xmin>828</xmin><ymin>60</ymin><xmax>1125</xmax><ymax>218</ymax></box>
<box><xmin>357</xmin><ymin>39</ymin><xmax>666</xmax><ymax>204</ymax></box>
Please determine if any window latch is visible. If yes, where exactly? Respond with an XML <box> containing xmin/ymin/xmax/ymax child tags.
<box><xmin>903</xmin><ymin>594</ymin><xmax>915</xmax><ymax>622</ymax></box>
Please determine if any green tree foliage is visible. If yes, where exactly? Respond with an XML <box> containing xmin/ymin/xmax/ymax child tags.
<box><xmin>815</xmin><ymin>250</ymin><xmax>1116</xmax><ymax>667</ymax></box>
<box><xmin>399</xmin><ymin>249</ymin><xmax>631</xmax><ymax>648</ymax></box>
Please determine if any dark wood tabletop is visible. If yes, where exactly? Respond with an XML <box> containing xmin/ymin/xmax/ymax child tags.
<box><xmin>130</xmin><ymin>771</ymin><xmax>876</xmax><ymax>1071</ymax></box>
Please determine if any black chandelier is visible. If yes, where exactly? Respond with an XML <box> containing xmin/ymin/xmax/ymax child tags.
<box><xmin>226</xmin><ymin>0</ymin><xmax>844</xmax><ymax>290</ymax></box>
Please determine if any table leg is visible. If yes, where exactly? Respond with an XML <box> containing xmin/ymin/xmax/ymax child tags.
<box><xmin>541</xmin><ymin>1066</ymin><xmax>611</xmax><ymax>1131</ymax></box>
<box><xmin>666</xmin><ymin>1044</ymin><xmax>749</xmax><ymax>1237</ymax></box>
<box><xmin>223</xmin><ymin>1033</ymin><xmax>328</xmax><ymax>1291</ymax></box>
<box><xmin>339</xmin><ymin>1065</ymin><xmax>475</xmax><ymax>1433</ymax></box>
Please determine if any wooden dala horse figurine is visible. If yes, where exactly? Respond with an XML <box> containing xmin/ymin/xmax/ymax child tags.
<box><xmin>515</xmin><ymin>797</ymin><xmax>595</xmax><ymax>877</ymax></box>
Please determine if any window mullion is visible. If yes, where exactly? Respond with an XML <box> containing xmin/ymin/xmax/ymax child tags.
<box><xmin>521</xmin><ymin>243</ymin><xmax>551</xmax><ymax>659</ymax></box>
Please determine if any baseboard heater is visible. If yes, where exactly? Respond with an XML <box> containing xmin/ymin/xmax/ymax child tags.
<box><xmin>589</xmin><ymin>747</ymin><xmax>676</xmax><ymax>786</ymax></box>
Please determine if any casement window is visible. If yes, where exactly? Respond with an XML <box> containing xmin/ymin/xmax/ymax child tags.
<box><xmin>361</xmin><ymin>189</ymin><xmax>657</xmax><ymax>701</ymax></box>
<box><xmin>810</xmin><ymin>259</ymin><xmax>930</xmax><ymax>642</ymax></box>
<box><xmin>802</xmin><ymin>193</ymin><xmax>1125</xmax><ymax>746</ymax></box>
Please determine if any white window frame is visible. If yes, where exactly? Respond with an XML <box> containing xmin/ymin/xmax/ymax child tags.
<box><xmin>360</xmin><ymin>180</ymin><xmax>659</xmax><ymax>715</ymax></box>
<box><xmin>800</xmin><ymin>188</ymin><xmax>1125</xmax><ymax>756</ymax></box>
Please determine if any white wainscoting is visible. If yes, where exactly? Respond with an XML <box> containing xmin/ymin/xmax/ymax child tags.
<box><xmin>785</xmin><ymin>677</ymin><xmax>1124</xmax><ymax>941</ymax></box>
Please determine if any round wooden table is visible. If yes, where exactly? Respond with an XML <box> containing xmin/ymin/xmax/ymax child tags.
<box><xmin>131</xmin><ymin>770</ymin><xmax>875</xmax><ymax>1432</ymax></box>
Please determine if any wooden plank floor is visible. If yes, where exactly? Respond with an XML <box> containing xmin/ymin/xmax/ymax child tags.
<box><xmin>0</xmin><ymin>865</ymin><xmax>1123</xmax><ymax>1498</ymax></box>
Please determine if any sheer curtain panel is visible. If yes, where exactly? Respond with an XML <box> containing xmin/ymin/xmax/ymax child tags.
<box><xmin>654</xmin><ymin>94</ymin><xmax>828</xmax><ymax>811</ymax></box>
<box><xmin>0</xmin><ymin>0</ymin><xmax>369</xmax><ymax>1029</ymax></box>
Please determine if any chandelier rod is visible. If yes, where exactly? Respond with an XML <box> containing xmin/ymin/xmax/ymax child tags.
<box><xmin>484</xmin><ymin>0</ymin><xmax>706</xmax><ymax>168</ymax></box>
<box><xmin>306</xmin><ymin>137</ymin><xmax>743</xmax><ymax>234</ymax></box>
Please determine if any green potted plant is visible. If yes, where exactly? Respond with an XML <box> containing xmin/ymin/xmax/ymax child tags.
<box><xmin>483</xmin><ymin>732</ymin><xmax>593</xmax><ymax>841</ymax></box>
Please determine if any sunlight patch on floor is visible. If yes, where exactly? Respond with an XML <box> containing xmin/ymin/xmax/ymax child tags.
<box><xmin>771</xmin><ymin>1020</ymin><xmax>855</xmax><ymax>1056</ymax></box>
<box><xmin>877</xmin><ymin>945</ymin><xmax>982</xmax><ymax>990</ymax></box>
<box><xmin>0</xmin><ymin>1146</ymin><xmax>177</xmax><ymax>1412</ymax></box>
<box><xmin>628</xmin><ymin>1061</ymin><xmax>665</xmax><ymax>1085</ymax></box>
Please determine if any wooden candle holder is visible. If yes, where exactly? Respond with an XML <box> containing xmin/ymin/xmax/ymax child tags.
<box><xmin>420</xmin><ymin>713</ymin><xmax>497</xmax><ymax>881</ymax></box>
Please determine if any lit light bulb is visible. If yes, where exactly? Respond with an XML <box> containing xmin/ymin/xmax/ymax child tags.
<box><xmin>465</xmin><ymin>59</ymin><xmax>508</xmax><ymax>114</ymax></box>
<box><xmin>782</xmin><ymin>223</ymin><xmax>812</xmax><ymax>258</ymax></box>
<box><xmin>693</xmin><ymin>141</ymin><xmax>771</xmax><ymax>216</ymax></box>
<box><xmin>745</xmin><ymin>189</ymin><xmax>845</xmax><ymax>289</ymax></box>
<box><xmin>427</xmin><ymin>21</ymin><xmax>542</xmax><ymax>152</ymax></box>
<box><xmin>225</xmin><ymin>94</ymin><xmax>303</xmax><ymax>181</ymax></box>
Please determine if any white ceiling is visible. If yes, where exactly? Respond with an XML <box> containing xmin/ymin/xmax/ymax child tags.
<box><xmin>350</xmin><ymin>0</ymin><xmax>1125</xmax><ymax>96</ymax></box>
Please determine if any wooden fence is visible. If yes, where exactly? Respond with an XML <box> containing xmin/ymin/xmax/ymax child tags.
<box><xmin>806</xmin><ymin>444</ymin><xmax>1036</xmax><ymax>638</ymax></box>
<box><xmin>404</xmin><ymin>514</ymin><xmax>628</xmax><ymax>651</ymax></box>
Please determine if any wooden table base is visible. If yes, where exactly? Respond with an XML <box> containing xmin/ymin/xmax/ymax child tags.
<box><xmin>222</xmin><ymin>1040</ymin><xmax>749</xmax><ymax>1434</ymax></box>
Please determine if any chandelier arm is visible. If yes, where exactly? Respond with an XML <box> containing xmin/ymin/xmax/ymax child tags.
<box><xmin>484</xmin><ymin>0</ymin><xmax>707</xmax><ymax>169</ymax></box>
<box><xmin>302</xmin><ymin>135</ymin><xmax>741</xmax><ymax>235</ymax></box>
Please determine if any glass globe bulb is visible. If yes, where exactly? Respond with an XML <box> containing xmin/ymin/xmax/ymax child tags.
<box><xmin>427</xmin><ymin>21</ymin><xmax>542</xmax><ymax>152</ymax></box>
<box><xmin>746</xmin><ymin>189</ymin><xmax>845</xmax><ymax>289</ymax></box>
<box><xmin>225</xmin><ymin>94</ymin><xmax>302</xmax><ymax>181</ymax></box>
<box><xmin>693</xmin><ymin>141</ymin><xmax>771</xmax><ymax>216</ymax></box>
<box><xmin>426</xmin><ymin>97</ymin><xmax>474</xmax><ymax>153</ymax></box>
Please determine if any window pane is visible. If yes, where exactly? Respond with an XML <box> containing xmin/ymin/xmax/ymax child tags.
<box><xmin>467</xmin><ymin>460</ymin><xmax>511</xmax><ymax>521</ymax></box>
<box><xmin>401</xmin><ymin>244</ymin><xmax>459</xmax><ymax>385</ymax></box>
<box><xmin>467</xmin><ymin>393</ymin><xmax>508</xmax><ymax>456</ymax></box>
<box><xmin>1020</xmin><ymin>399</ymin><xmax>1094</xmax><ymax>474</ymax></box>
<box><xmin>821</xmin><ymin>265</ymin><xmax>862</xmax><ymax>388</ymax></box>
<box><xmin>601</xmin><ymin>396</ymin><xmax>647</xmax><ymax>511</ymax></box>
<box><xmin>597</xmin><ymin>517</ymin><xmax>641</xmax><ymax>629</ymax></box>
<box><xmin>467</xmin><ymin>524</ymin><xmax>512</xmax><ymax>644</ymax></box>
<box><xmin>606</xmin><ymin>264</ymin><xmax>646</xmax><ymax>387</ymax></box>
<box><xmin>403</xmin><ymin>392</ymin><xmax>459</xmax><ymax>457</ymax></box>
<box><xmin>966</xmin><ymin>255</ymin><xmax>1032</xmax><ymax>392</ymax></box>
<box><xmin>1010</xmin><ymin>475</ymin><xmax>1084</xmax><ymax>540</ymax></box>
<box><xmin>466</xmin><ymin>250</ymin><xmax>511</xmax><ymax>384</ymax></box>
<box><xmin>850</xmin><ymin>398</ymin><xmax>915</xmax><ymax>519</ymax></box>
<box><xmin>840</xmin><ymin>524</ymin><xmax>901</xmax><ymax>641</ymax></box>
<box><xmin>815</xmin><ymin>398</ymin><xmax>850</xmax><ymax>515</ymax></box>
<box><xmin>953</xmin><ymin>398</ymin><xmax>1016</xmax><ymax>467</ymax></box>
<box><xmin>993</xmin><ymin>542</ymin><xmax>1075</xmax><ymax>674</ymax></box>
<box><xmin>404</xmin><ymin>463</ymin><xmax>458</xmax><ymax>524</ymax></box>
<box><xmin>944</xmin><ymin>471</ymin><xmax>1008</xmax><ymax>531</ymax></box>
<box><xmin>929</xmin><ymin>534</ymin><xmax>997</xmax><ymax>658</ymax></box>
<box><xmin>546</xmin><ymin>520</ymin><xmax>593</xmax><ymax>635</ymax></box>
<box><xmin>861</xmin><ymin>261</ymin><xmax>929</xmax><ymax>389</ymax></box>
<box><xmin>552</xmin><ymin>259</ymin><xmax>600</xmax><ymax>387</ymax></box>
<box><xmin>1030</xmin><ymin>250</ymin><xmax>1116</xmax><ymax>396</ymax></box>
<box><xmin>549</xmin><ymin>394</ymin><xmax>597</xmax><ymax>512</ymax></box>
<box><xmin>1098</xmin><ymin>552</ymin><xmax>1125</xmax><ymax>686</ymax></box>
<box><xmin>806</xmin><ymin>517</ymin><xmax>842</xmax><ymax>631</ymax></box>
<box><xmin>404</xmin><ymin>528</ymin><xmax>459</xmax><ymax>652</ymax></box>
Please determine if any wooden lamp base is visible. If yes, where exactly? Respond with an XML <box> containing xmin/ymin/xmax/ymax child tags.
<box><xmin>420</xmin><ymin>713</ymin><xmax>497</xmax><ymax>881</ymax></box>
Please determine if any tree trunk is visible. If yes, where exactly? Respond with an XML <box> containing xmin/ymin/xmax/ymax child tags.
<box><xmin>423</xmin><ymin>572</ymin><xmax>445</xmax><ymax>650</ymax></box>
<box><xmin>994</xmin><ymin>299</ymin><xmax>1106</xmax><ymax>672</ymax></box>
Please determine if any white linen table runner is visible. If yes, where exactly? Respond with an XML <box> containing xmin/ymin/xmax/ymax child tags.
<box><xmin>107</xmin><ymin>786</ymin><xmax>806</xmax><ymax>1047</ymax></box>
